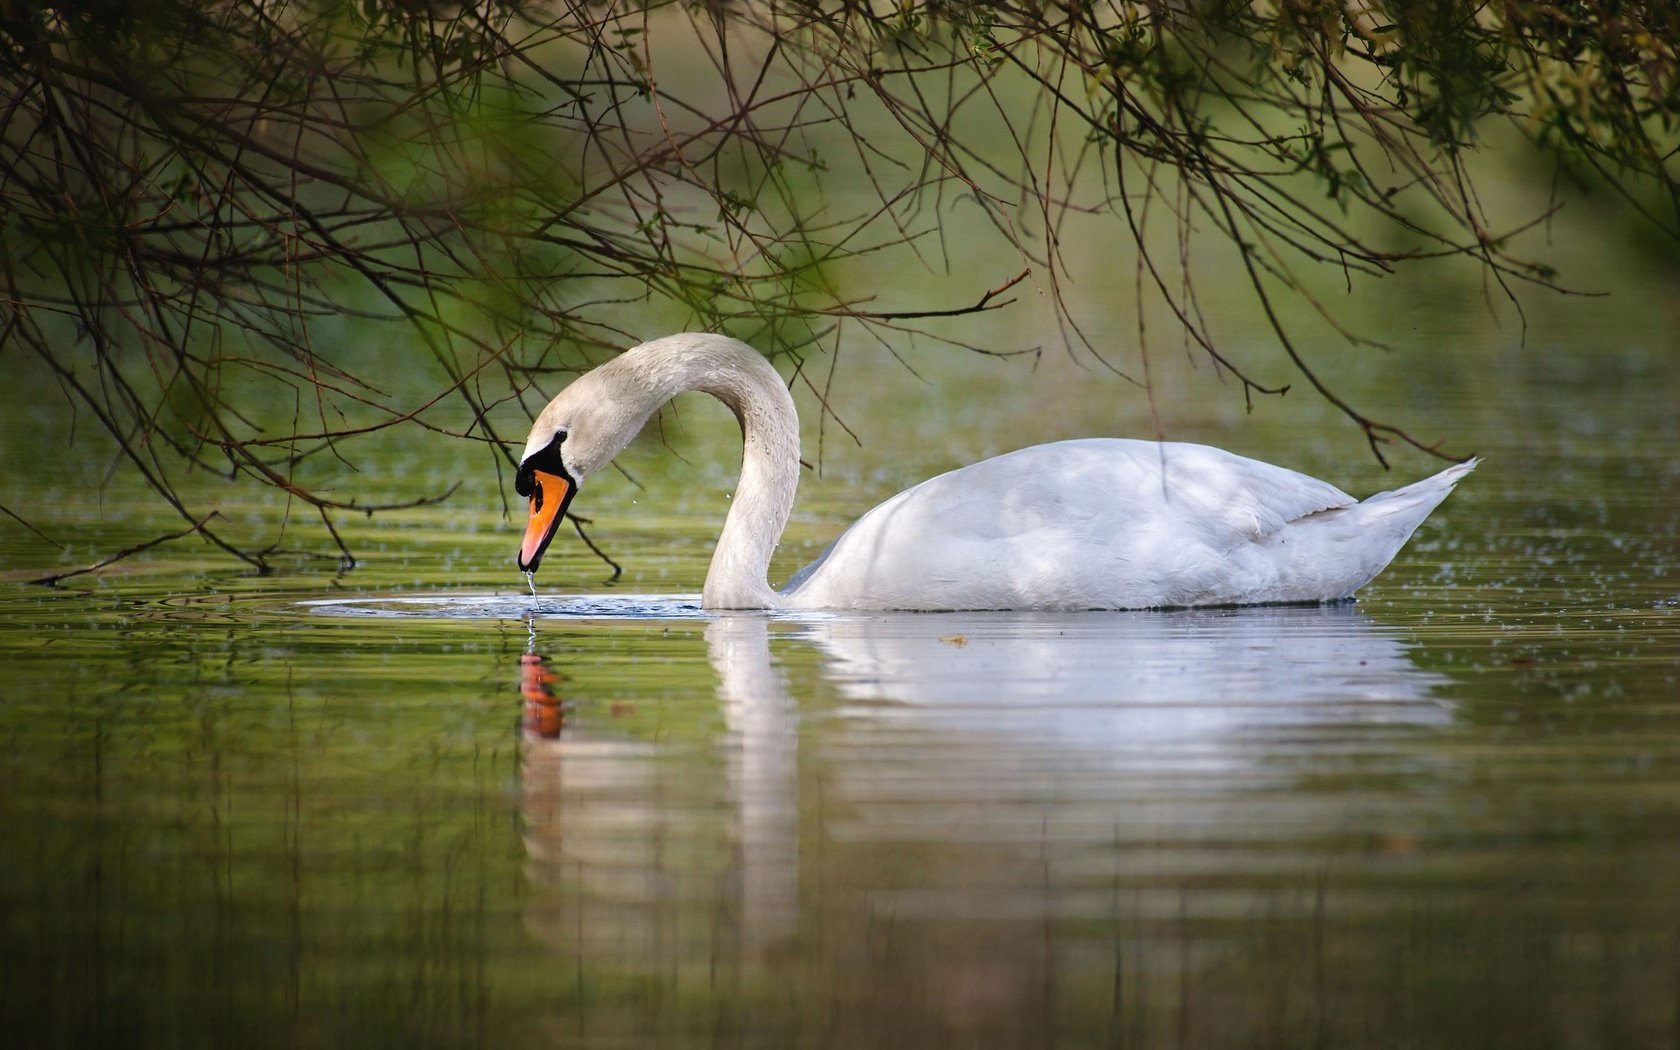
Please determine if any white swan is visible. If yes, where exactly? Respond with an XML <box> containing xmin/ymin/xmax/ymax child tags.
<box><xmin>515</xmin><ymin>333</ymin><xmax>1476</xmax><ymax>611</ymax></box>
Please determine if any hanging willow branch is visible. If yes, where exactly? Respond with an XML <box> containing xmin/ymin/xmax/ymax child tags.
<box><xmin>1</xmin><ymin>0</ymin><xmax>1674</xmax><ymax>569</ymax></box>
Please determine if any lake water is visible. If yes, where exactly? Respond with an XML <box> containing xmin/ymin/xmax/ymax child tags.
<box><xmin>2</xmin><ymin>302</ymin><xmax>1677</xmax><ymax>1048</ymax></box>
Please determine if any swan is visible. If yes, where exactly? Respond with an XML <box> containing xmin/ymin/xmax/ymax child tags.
<box><xmin>515</xmin><ymin>333</ymin><xmax>1476</xmax><ymax>611</ymax></box>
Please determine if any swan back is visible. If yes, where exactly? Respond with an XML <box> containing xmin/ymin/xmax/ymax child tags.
<box><xmin>783</xmin><ymin>441</ymin><xmax>1474</xmax><ymax>610</ymax></box>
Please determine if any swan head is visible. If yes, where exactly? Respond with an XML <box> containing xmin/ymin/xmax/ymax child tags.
<box><xmin>515</xmin><ymin>357</ymin><xmax>658</xmax><ymax>573</ymax></box>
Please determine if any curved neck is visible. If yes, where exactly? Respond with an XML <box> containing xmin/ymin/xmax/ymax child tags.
<box><xmin>624</xmin><ymin>335</ymin><xmax>799</xmax><ymax>609</ymax></box>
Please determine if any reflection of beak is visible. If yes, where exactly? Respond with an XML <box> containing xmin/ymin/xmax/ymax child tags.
<box><xmin>518</xmin><ymin>469</ymin><xmax>574</xmax><ymax>573</ymax></box>
<box><xmin>520</xmin><ymin>652</ymin><xmax>565</xmax><ymax>738</ymax></box>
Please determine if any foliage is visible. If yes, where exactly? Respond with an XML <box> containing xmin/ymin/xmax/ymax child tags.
<box><xmin>1</xmin><ymin>0</ymin><xmax>1675</xmax><ymax>571</ymax></box>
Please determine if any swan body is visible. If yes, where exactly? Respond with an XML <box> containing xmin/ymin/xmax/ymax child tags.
<box><xmin>515</xmin><ymin>333</ymin><xmax>1476</xmax><ymax>611</ymax></box>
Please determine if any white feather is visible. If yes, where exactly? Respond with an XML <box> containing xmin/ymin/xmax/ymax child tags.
<box><xmin>519</xmin><ymin>334</ymin><xmax>1476</xmax><ymax>611</ymax></box>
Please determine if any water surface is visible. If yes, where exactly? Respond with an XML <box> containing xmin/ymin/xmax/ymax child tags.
<box><xmin>1</xmin><ymin>328</ymin><xmax>1677</xmax><ymax>1048</ymax></box>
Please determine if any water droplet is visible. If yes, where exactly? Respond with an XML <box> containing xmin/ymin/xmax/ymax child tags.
<box><xmin>524</xmin><ymin>570</ymin><xmax>537</xmax><ymax>599</ymax></box>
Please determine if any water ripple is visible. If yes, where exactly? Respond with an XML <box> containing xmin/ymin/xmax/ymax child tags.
<box><xmin>299</xmin><ymin>592</ymin><xmax>707</xmax><ymax>620</ymax></box>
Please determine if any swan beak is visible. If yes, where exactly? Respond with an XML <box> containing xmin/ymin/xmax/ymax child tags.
<box><xmin>518</xmin><ymin>469</ymin><xmax>574</xmax><ymax>573</ymax></box>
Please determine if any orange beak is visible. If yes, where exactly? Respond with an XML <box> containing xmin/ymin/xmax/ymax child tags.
<box><xmin>518</xmin><ymin>469</ymin><xmax>574</xmax><ymax>573</ymax></box>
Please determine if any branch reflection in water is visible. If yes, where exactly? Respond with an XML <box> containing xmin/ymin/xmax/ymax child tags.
<box><xmin>517</xmin><ymin>604</ymin><xmax>1451</xmax><ymax>1039</ymax></box>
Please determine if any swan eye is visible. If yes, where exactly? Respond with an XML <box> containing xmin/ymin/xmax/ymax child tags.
<box><xmin>515</xmin><ymin>429</ymin><xmax>568</xmax><ymax>498</ymax></box>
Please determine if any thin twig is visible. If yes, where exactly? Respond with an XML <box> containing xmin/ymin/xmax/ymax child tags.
<box><xmin>31</xmin><ymin>512</ymin><xmax>222</xmax><ymax>586</ymax></box>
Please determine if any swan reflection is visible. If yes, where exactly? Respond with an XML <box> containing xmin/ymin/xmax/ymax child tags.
<box><xmin>804</xmin><ymin>604</ymin><xmax>1450</xmax><ymax>768</ymax></box>
<box><xmin>520</xmin><ymin>603</ymin><xmax>1451</xmax><ymax>1020</ymax></box>
<box><xmin>520</xmin><ymin>614</ymin><xmax>803</xmax><ymax>970</ymax></box>
<box><xmin>519</xmin><ymin>649</ymin><xmax>566</xmax><ymax>739</ymax></box>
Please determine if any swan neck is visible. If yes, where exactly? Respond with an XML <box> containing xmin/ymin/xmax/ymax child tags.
<box><xmin>631</xmin><ymin>335</ymin><xmax>798</xmax><ymax>609</ymax></box>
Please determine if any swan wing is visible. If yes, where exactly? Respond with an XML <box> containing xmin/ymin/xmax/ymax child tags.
<box><xmin>784</xmin><ymin>439</ymin><xmax>1357</xmax><ymax>610</ymax></box>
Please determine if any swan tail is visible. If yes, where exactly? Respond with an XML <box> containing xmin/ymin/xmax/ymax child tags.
<box><xmin>1358</xmin><ymin>456</ymin><xmax>1479</xmax><ymax>521</ymax></box>
<box><xmin>1343</xmin><ymin>457</ymin><xmax>1479</xmax><ymax>590</ymax></box>
<box><xmin>1272</xmin><ymin>457</ymin><xmax>1478</xmax><ymax>602</ymax></box>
